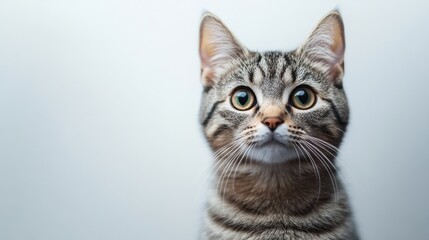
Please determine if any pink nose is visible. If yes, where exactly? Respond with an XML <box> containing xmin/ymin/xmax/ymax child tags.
<box><xmin>262</xmin><ymin>117</ymin><xmax>284</xmax><ymax>131</ymax></box>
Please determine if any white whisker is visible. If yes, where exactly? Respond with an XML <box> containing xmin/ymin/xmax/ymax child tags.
<box><xmin>297</xmin><ymin>141</ymin><xmax>321</xmax><ymax>203</ymax></box>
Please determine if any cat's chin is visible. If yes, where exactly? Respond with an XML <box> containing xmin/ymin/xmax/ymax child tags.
<box><xmin>243</xmin><ymin>141</ymin><xmax>298</xmax><ymax>164</ymax></box>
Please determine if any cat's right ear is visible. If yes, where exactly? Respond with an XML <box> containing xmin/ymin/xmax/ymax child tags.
<box><xmin>199</xmin><ymin>12</ymin><xmax>249</xmax><ymax>87</ymax></box>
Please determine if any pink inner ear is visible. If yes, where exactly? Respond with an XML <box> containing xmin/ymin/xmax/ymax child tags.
<box><xmin>200</xmin><ymin>30</ymin><xmax>219</xmax><ymax>86</ymax></box>
<box><xmin>200</xmin><ymin>50</ymin><xmax>211</xmax><ymax>70</ymax></box>
<box><xmin>199</xmin><ymin>15</ymin><xmax>249</xmax><ymax>87</ymax></box>
<box><xmin>327</xmin><ymin>19</ymin><xmax>345</xmax><ymax>82</ymax></box>
<box><xmin>300</xmin><ymin>13</ymin><xmax>345</xmax><ymax>83</ymax></box>
<box><xmin>199</xmin><ymin>22</ymin><xmax>218</xmax><ymax>86</ymax></box>
<box><xmin>199</xmin><ymin>27</ymin><xmax>215</xmax><ymax>69</ymax></box>
<box><xmin>330</xmin><ymin>20</ymin><xmax>345</xmax><ymax>66</ymax></box>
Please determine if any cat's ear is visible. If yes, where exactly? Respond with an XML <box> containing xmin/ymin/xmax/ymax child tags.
<box><xmin>298</xmin><ymin>10</ymin><xmax>345</xmax><ymax>84</ymax></box>
<box><xmin>199</xmin><ymin>12</ymin><xmax>249</xmax><ymax>87</ymax></box>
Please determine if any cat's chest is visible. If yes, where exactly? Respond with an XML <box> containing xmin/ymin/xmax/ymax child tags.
<box><xmin>204</xmin><ymin>188</ymin><xmax>353</xmax><ymax>239</ymax></box>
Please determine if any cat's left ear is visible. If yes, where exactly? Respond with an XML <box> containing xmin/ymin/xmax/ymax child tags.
<box><xmin>298</xmin><ymin>10</ymin><xmax>345</xmax><ymax>84</ymax></box>
<box><xmin>199</xmin><ymin>12</ymin><xmax>249</xmax><ymax>87</ymax></box>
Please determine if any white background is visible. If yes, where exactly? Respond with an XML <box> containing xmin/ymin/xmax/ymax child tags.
<box><xmin>1</xmin><ymin>0</ymin><xmax>428</xmax><ymax>239</ymax></box>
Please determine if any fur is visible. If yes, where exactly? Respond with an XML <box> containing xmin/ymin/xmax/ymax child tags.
<box><xmin>198</xmin><ymin>10</ymin><xmax>358</xmax><ymax>240</ymax></box>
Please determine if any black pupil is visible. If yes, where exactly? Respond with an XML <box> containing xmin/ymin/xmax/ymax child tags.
<box><xmin>237</xmin><ymin>91</ymin><xmax>249</xmax><ymax>106</ymax></box>
<box><xmin>295</xmin><ymin>90</ymin><xmax>309</xmax><ymax>104</ymax></box>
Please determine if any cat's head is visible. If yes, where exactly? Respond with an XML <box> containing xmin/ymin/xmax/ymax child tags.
<box><xmin>199</xmin><ymin>11</ymin><xmax>348</xmax><ymax>164</ymax></box>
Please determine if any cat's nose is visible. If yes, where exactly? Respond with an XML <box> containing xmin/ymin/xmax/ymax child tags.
<box><xmin>262</xmin><ymin>117</ymin><xmax>284</xmax><ymax>131</ymax></box>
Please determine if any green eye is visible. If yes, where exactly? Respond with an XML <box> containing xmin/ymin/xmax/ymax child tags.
<box><xmin>231</xmin><ymin>87</ymin><xmax>256</xmax><ymax>111</ymax></box>
<box><xmin>290</xmin><ymin>86</ymin><xmax>316</xmax><ymax>110</ymax></box>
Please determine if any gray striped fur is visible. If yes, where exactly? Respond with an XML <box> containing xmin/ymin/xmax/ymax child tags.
<box><xmin>199</xmin><ymin>10</ymin><xmax>358</xmax><ymax>240</ymax></box>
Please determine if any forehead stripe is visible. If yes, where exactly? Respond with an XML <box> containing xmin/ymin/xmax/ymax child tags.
<box><xmin>291</xmin><ymin>67</ymin><xmax>297</xmax><ymax>83</ymax></box>
<box><xmin>253</xmin><ymin>67</ymin><xmax>264</xmax><ymax>85</ymax></box>
<box><xmin>278</xmin><ymin>59</ymin><xmax>287</xmax><ymax>80</ymax></box>
<box><xmin>258</xmin><ymin>55</ymin><xmax>268</xmax><ymax>79</ymax></box>
<box><xmin>247</xmin><ymin>68</ymin><xmax>254</xmax><ymax>83</ymax></box>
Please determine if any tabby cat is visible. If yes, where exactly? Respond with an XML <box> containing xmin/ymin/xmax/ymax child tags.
<box><xmin>198</xmin><ymin>10</ymin><xmax>358</xmax><ymax>240</ymax></box>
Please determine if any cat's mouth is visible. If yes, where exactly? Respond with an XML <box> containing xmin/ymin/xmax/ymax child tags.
<box><xmin>259</xmin><ymin>138</ymin><xmax>288</xmax><ymax>148</ymax></box>
<box><xmin>242</xmin><ymin>133</ymin><xmax>296</xmax><ymax>164</ymax></box>
<box><xmin>257</xmin><ymin>132</ymin><xmax>290</xmax><ymax>147</ymax></box>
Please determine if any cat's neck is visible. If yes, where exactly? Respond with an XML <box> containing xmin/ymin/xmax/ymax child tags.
<box><xmin>213</xmin><ymin>157</ymin><xmax>341</xmax><ymax>215</ymax></box>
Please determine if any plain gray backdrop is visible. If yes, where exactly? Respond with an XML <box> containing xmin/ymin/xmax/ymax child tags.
<box><xmin>1</xmin><ymin>0</ymin><xmax>428</xmax><ymax>239</ymax></box>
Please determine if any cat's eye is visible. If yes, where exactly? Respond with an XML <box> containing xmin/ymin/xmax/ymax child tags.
<box><xmin>290</xmin><ymin>86</ymin><xmax>316</xmax><ymax>110</ymax></box>
<box><xmin>230</xmin><ymin>87</ymin><xmax>256</xmax><ymax>111</ymax></box>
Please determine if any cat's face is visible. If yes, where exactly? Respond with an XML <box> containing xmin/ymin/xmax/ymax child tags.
<box><xmin>199</xmin><ymin>11</ymin><xmax>348</xmax><ymax>164</ymax></box>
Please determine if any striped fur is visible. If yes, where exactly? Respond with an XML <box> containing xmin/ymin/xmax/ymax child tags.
<box><xmin>199</xmin><ymin>11</ymin><xmax>358</xmax><ymax>239</ymax></box>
